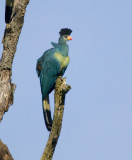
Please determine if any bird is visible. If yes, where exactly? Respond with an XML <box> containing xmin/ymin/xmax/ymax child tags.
<box><xmin>5</xmin><ymin>0</ymin><xmax>14</xmax><ymax>23</ymax></box>
<box><xmin>36</xmin><ymin>28</ymin><xmax>72</xmax><ymax>131</ymax></box>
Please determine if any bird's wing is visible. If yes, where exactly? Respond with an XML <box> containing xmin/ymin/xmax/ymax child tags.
<box><xmin>36</xmin><ymin>61</ymin><xmax>41</xmax><ymax>77</ymax></box>
<box><xmin>40</xmin><ymin>57</ymin><xmax>61</xmax><ymax>99</ymax></box>
<box><xmin>36</xmin><ymin>48</ymin><xmax>55</xmax><ymax>77</ymax></box>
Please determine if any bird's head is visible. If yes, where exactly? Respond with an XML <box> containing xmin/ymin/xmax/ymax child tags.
<box><xmin>58</xmin><ymin>28</ymin><xmax>72</xmax><ymax>44</ymax></box>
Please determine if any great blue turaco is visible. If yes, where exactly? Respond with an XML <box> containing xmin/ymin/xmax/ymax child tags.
<box><xmin>36</xmin><ymin>28</ymin><xmax>72</xmax><ymax>131</ymax></box>
<box><xmin>5</xmin><ymin>0</ymin><xmax>14</xmax><ymax>23</ymax></box>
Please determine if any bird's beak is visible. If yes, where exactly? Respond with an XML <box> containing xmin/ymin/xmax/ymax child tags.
<box><xmin>67</xmin><ymin>36</ymin><xmax>72</xmax><ymax>40</ymax></box>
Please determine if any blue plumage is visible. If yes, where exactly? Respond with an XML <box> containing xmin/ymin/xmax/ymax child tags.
<box><xmin>36</xmin><ymin>28</ymin><xmax>72</xmax><ymax>131</ymax></box>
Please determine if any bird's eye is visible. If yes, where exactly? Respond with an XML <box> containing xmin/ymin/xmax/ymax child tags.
<box><xmin>64</xmin><ymin>36</ymin><xmax>67</xmax><ymax>39</ymax></box>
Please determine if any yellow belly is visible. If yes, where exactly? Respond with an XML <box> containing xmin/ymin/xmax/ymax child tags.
<box><xmin>54</xmin><ymin>52</ymin><xmax>70</xmax><ymax>70</ymax></box>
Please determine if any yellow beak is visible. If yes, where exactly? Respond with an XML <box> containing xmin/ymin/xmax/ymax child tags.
<box><xmin>67</xmin><ymin>36</ymin><xmax>72</xmax><ymax>40</ymax></box>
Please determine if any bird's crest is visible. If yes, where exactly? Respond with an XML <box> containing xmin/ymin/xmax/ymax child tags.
<box><xmin>59</xmin><ymin>28</ymin><xmax>72</xmax><ymax>36</ymax></box>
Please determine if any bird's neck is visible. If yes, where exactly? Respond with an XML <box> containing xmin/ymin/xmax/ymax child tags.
<box><xmin>58</xmin><ymin>37</ymin><xmax>66</xmax><ymax>44</ymax></box>
<box><xmin>57</xmin><ymin>37</ymin><xmax>69</xmax><ymax>56</ymax></box>
<box><xmin>57</xmin><ymin>43</ymin><xmax>69</xmax><ymax>57</ymax></box>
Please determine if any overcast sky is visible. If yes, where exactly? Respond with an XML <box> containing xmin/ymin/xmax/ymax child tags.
<box><xmin>0</xmin><ymin>0</ymin><xmax>132</xmax><ymax>160</ymax></box>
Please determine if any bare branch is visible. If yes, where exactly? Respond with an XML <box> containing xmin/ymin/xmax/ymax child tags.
<box><xmin>0</xmin><ymin>0</ymin><xmax>29</xmax><ymax>122</ymax></box>
<box><xmin>0</xmin><ymin>139</ymin><xmax>14</xmax><ymax>160</ymax></box>
<box><xmin>0</xmin><ymin>1</ymin><xmax>29</xmax><ymax>158</ymax></box>
<box><xmin>41</xmin><ymin>76</ymin><xmax>71</xmax><ymax>160</ymax></box>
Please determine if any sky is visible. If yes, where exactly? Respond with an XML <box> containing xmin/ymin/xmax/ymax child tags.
<box><xmin>0</xmin><ymin>0</ymin><xmax>132</xmax><ymax>160</ymax></box>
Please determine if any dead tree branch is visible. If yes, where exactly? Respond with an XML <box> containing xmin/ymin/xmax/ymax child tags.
<box><xmin>0</xmin><ymin>0</ymin><xmax>29</xmax><ymax>159</ymax></box>
<box><xmin>41</xmin><ymin>76</ymin><xmax>71</xmax><ymax>160</ymax></box>
<box><xmin>0</xmin><ymin>140</ymin><xmax>13</xmax><ymax>160</ymax></box>
<box><xmin>0</xmin><ymin>0</ymin><xmax>29</xmax><ymax>122</ymax></box>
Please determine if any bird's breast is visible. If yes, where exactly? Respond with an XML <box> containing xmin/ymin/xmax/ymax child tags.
<box><xmin>54</xmin><ymin>52</ymin><xmax>70</xmax><ymax>70</ymax></box>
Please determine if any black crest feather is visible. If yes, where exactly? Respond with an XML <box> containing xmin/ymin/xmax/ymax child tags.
<box><xmin>59</xmin><ymin>28</ymin><xmax>72</xmax><ymax>36</ymax></box>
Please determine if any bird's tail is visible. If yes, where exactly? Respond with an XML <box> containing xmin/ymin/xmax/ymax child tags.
<box><xmin>43</xmin><ymin>95</ymin><xmax>52</xmax><ymax>131</ymax></box>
